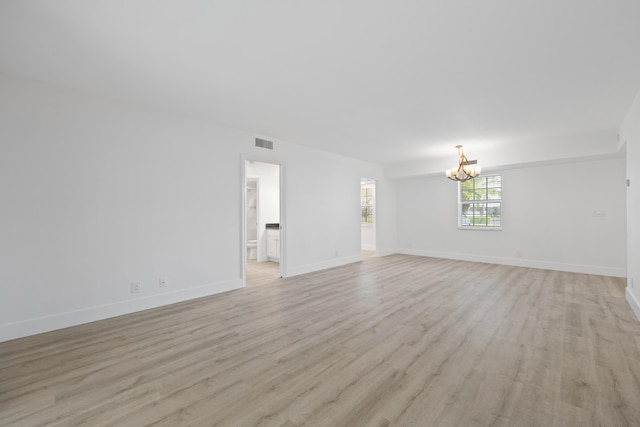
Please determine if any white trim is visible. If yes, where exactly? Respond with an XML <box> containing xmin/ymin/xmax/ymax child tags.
<box><xmin>457</xmin><ymin>226</ymin><xmax>503</xmax><ymax>231</ymax></box>
<box><xmin>376</xmin><ymin>248</ymin><xmax>398</xmax><ymax>257</ymax></box>
<box><xmin>0</xmin><ymin>279</ymin><xmax>242</xmax><ymax>343</ymax></box>
<box><xmin>627</xmin><ymin>288</ymin><xmax>640</xmax><ymax>321</ymax></box>
<box><xmin>286</xmin><ymin>254</ymin><xmax>364</xmax><ymax>277</ymax></box>
<box><xmin>361</xmin><ymin>244</ymin><xmax>377</xmax><ymax>251</ymax></box>
<box><xmin>279</xmin><ymin>163</ymin><xmax>287</xmax><ymax>278</ymax></box>
<box><xmin>458</xmin><ymin>174</ymin><xmax>502</xmax><ymax>229</ymax></box>
<box><xmin>240</xmin><ymin>155</ymin><xmax>247</xmax><ymax>287</ymax></box>
<box><xmin>243</xmin><ymin>157</ymin><xmax>286</xmax><ymax>278</ymax></box>
<box><xmin>397</xmin><ymin>248</ymin><xmax>626</xmax><ymax>278</ymax></box>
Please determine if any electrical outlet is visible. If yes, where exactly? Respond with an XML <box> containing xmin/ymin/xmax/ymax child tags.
<box><xmin>131</xmin><ymin>281</ymin><xmax>141</xmax><ymax>294</ymax></box>
<box><xmin>159</xmin><ymin>277</ymin><xmax>168</xmax><ymax>288</ymax></box>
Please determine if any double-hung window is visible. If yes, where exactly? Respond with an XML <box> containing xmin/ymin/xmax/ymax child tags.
<box><xmin>459</xmin><ymin>175</ymin><xmax>502</xmax><ymax>229</ymax></box>
<box><xmin>361</xmin><ymin>182</ymin><xmax>374</xmax><ymax>224</ymax></box>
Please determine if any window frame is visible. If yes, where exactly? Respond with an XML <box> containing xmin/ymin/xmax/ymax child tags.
<box><xmin>361</xmin><ymin>182</ymin><xmax>375</xmax><ymax>225</ymax></box>
<box><xmin>457</xmin><ymin>174</ymin><xmax>502</xmax><ymax>231</ymax></box>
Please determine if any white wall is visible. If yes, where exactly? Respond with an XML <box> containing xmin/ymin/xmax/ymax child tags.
<box><xmin>395</xmin><ymin>157</ymin><xmax>627</xmax><ymax>277</ymax></box>
<box><xmin>621</xmin><ymin>88</ymin><xmax>640</xmax><ymax>320</ymax></box>
<box><xmin>375</xmin><ymin>178</ymin><xmax>398</xmax><ymax>256</ymax></box>
<box><xmin>282</xmin><ymin>147</ymin><xmax>381</xmax><ymax>276</ymax></box>
<box><xmin>0</xmin><ymin>74</ymin><xmax>393</xmax><ymax>341</ymax></box>
<box><xmin>361</xmin><ymin>224</ymin><xmax>376</xmax><ymax>251</ymax></box>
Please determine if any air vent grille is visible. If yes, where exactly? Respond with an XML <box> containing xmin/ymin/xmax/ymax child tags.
<box><xmin>255</xmin><ymin>138</ymin><xmax>274</xmax><ymax>150</ymax></box>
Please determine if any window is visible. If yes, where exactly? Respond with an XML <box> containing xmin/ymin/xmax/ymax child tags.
<box><xmin>361</xmin><ymin>181</ymin><xmax>374</xmax><ymax>223</ymax></box>
<box><xmin>459</xmin><ymin>175</ymin><xmax>501</xmax><ymax>229</ymax></box>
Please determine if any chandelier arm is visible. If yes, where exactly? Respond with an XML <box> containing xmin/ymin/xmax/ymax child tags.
<box><xmin>445</xmin><ymin>145</ymin><xmax>481</xmax><ymax>182</ymax></box>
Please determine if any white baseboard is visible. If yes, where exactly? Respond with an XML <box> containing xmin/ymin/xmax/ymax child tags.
<box><xmin>627</xmin><ymin>288</ymin><xmax>640</xmax><ymax>321</ymax></box>
<box><xmin>397</xmin><ymin>248</ymin><xmax>626</xmax><ymax>278</ymax></box>
<box><xmin>376</xmin><ymin>248</ymin><xmax>398</xmax><ymax>257</ymax></box>
<box><xmin>0</xmin><ymin>279</ymin><xmax>243</xmax><ymax>343</ymax></box>
<box><xmin>286</xmin><ymin>254</ymin><xmax>364</xmax><ymax>277</ymax></box>
<box><xmin>361</xmin><ymin>244</ymin><xmax>377</xmax><ymax>251</ymax></box>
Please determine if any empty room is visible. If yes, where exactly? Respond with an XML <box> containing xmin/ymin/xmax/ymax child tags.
<box><xmin>1</xmin><ymin>1</ymin><xmax>640</xmax><ymax>426</ymax></box>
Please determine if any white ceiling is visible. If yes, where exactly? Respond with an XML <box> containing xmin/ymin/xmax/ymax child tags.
<box><xmin>1</xmin><ymin>1</ymin><xmax>640</xmax><ymax>166</ymax></box>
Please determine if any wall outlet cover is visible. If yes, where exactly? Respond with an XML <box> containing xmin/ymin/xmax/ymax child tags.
<box><xmin>131</xmin><ymin>282</ymin><xmax>141</xmax><ymax>293</ymax></box>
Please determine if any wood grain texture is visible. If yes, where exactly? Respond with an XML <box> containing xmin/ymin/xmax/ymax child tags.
<box><xmin>247</xmin><ymin>259</ymin><xmax>280</xmax><ymax>286</ymax></box>
<box><xmin>1</xmin><ymin>255</ymin><xmax>639</xmax><ymax>426</ymax></box>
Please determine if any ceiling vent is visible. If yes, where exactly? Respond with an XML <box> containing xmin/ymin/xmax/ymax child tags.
<box><xmin>255</xmin><ymin>138</ymin><xmax>274</xmax><ymax>150</ymax></box>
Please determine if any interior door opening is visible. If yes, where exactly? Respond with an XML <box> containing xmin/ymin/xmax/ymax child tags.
<box><xmin>361</xmin><ymin>178</ymin><xmax>376</xmax><ymax>258</ymax></box>
<box><xmin>245</xmin><ymin>160</ymin><xmax>282</xmax><ymax>284</ymax></box>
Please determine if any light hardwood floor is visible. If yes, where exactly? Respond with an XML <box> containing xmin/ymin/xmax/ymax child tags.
<box><xmin>1</xmin><ymin>255</ymin><xmax>639</xmax><ymax>426</ymax></box>
<box><xmin>247</xmin><ymin>259</ymin><xmax>281</xmax><ymax>286</ymax></box>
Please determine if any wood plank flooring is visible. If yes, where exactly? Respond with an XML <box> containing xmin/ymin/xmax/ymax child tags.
<box><xmin>247</xmin><ymin>260</ymin><xmax>280</xmax><ymax>286</ymax></box>
<box><xmin>1</xmin><ymin>255</ymin><xmax>639</xmax><ymax>426</ymax></box>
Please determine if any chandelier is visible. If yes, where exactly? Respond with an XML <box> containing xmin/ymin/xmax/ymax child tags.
<box><xmin>445</xmin><ymin>145</ymin><xmax>481</xmax><ymax>182</ymax></box>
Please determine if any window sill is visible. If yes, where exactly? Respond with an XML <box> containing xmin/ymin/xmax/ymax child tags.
<box><xmin>457</xmin><ymin>226</ymin><xmax>502</xmax><ymax>231</ymax></box>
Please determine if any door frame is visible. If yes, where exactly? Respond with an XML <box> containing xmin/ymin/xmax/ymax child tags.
<box><xmin>240</xmin><ymin>155</ymin><xmax>286</xmax><ymax>286</ymax></box>
<box><xmin>360</xmin><ymin>177</ymin><xmax>377</xmax><ymax>252</ymax></box>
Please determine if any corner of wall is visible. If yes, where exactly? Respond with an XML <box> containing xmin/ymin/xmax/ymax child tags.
<box><xmin>622</xmin><ymin>86</ymin><xmax>640</xmax><ymax>322</ymax></box>
<box><xmin>376</xmin><ymin>248</ymin><xmax>398</xmax><ymax>257</ymax></box>
<box><xmin>286</xmin><ymin>254</ymin><xmax>364</xmax><ymax>277</ymax></box>
<box><xmin>397</xmin><ymin>248</ymin><xmax>626</xmax><ymax>278</ymax></box>
<box><xmin>626</xmin><ymin>288</ymin><xmax>640</xmax><ymax>321</ymax></box>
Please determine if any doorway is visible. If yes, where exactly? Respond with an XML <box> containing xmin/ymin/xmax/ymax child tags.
<box><xmin>245</xmin><ymin>160</ymin><xmax>282</xmax><ymax>285</ymax></box>
<box><xmin>361</xmin><ymin>178</ymin><xmax>376</xmax><ymax>258</ymax></box>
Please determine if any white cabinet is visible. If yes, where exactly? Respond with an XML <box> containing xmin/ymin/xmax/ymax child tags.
<box><xmin>266</xmin><ymin>229</ymin><xmax>280</xmax><ymax>262</ymax></box>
